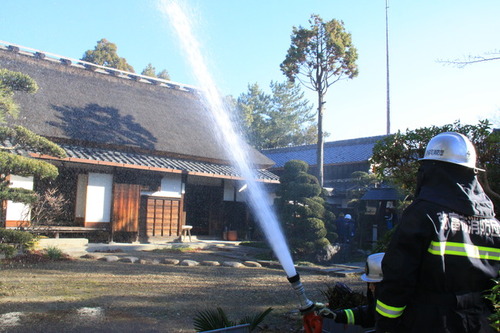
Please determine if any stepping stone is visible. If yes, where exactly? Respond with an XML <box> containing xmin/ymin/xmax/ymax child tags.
<box><xmin>323</xmin><ymin>267</ymin><xmax>364</xmax><ymax>277</ymax></box>
<box><xmin>80</xmin><ymin>254</ymin><xmax>100</xmax><ymax>260</ymax></box>
<box><xmin>121</xmin><ymin>256</ymin><xmax>139</xmax><ymax>263</ymax></box>
<box><xmin>140</xmin><ymin>259</ymin><xmax>160</xmax><ymax>265</ymax></box>
<box><xmin>222</xmin><ymin>261</ymin><xmax>245</xmax><ymax>268</ymax></box>
<box><xmin>180</xmin><ymin>260</ymin><xmax>199</xmax><ymax>266</ymax></box>
<box><xmin>201</xmin><ymin>261</ymin><xmax>220</xmax><ymax>266</ymax></box>
<box><xmin>163</xmin><ymin>259</ymin><xmax>180</xmax><ymax>265</ymax></box>
<box><xmin>243</xmin><ymin>261</ymin><xmax>262</xmax><ymax>268</ymax></box>
<box><xmin>103</xmin><ymin>256</ymin><xmax>119</xmax><ymax>262</ymax></box>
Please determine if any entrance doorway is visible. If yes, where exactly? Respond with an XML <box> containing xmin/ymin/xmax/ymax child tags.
<box><xmin>184</xmin><ymin>184</ymin><xmax>223</xmax><ymax>237</ymax></box>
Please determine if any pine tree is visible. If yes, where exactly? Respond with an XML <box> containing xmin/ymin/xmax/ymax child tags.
<box><xmin>236</xmin><ymin>81</ymin><xmax>317</xmax><ymax>149</ymax></box>
<box><xmin>141</xmin><ymin>63</ymin><xmax>156</xmax><ymax>77</ymax></box>
<box><xmin>275</xmin><ymin>160</ymin><xmax>335</xmax><ymax>262</ymax></box>
<box><xmin>281</xmin><ymin>15</ymin><xmax>358</xmax><ymax>186</ymax></box>
<box><xmin>0</xmin><ymin>69</ymin><xmax>65</xmax><ymax>204</ymax></box>
<box><xmin>157</xmin><ymin>69</ymin><xmax>170</xmax><ymax>80</ymax></box>
<box><xmin>81</xmin><ymin>38</ymin><xmax>135</xmax><ymax>72</ymax></box>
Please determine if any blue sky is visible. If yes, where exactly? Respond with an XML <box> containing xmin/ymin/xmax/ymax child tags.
<box><xmin>1</xmin><ymin>0</ymin><xmax>498</xmax><ymax>141</ymax></box>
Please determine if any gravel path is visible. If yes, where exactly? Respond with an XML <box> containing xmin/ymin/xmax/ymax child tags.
<box><xmin>0</xmin><ymin>243</ymin><xmax>365</xmax><ymax>332</ymax></box>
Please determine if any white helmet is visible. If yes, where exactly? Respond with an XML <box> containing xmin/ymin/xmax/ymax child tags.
<box><xmin>345</xmin><ymin>214</ymin><xmax>352</xmax><ymax>219</ymax></box>
<box><xmin>419</xmin><ymin>132</ymin><xmax>483</xmax><ymax>171</ymax></box>
<box><xmin>361</xmin><ymin>252</ymin><xmax>384</xmax><ymax>282</ymax></box>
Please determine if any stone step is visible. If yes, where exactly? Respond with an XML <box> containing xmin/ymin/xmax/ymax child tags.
<box><xmin>35</xmin><ymin>238</ymin><xmax>89</xmax><ymax>250</ymax></box>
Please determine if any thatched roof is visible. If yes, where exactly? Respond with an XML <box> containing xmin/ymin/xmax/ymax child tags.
<box><xmin>0</xmin><ymin>43</ymin><xmax>274</xmax><ymax>168</ymax></box>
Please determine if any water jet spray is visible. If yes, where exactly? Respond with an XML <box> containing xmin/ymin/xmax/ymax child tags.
<box><xmin>161</xmin><ymin>2</ymin><xmax>323</xmax><ymax>331</ymax></box>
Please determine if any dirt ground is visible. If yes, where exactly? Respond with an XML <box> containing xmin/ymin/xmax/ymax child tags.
<box><xmin>0</xmin><ymin>245</ymin><xmax>365</xmax><ymax>332</ymax></box>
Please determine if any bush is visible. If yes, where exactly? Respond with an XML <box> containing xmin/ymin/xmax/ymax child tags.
<box><xmin>29</xmin><ymin>187</ymin><xmax>70</xmax><ymax>227</ymax></box>
<box><xmin>0</xmin><ymin>244</ymin><xmax>16</xmax><ymax>258</ymax></box>
<box><xmin>0</xmin><ymin>228</ymin><xmax>37</xmax><ymax>256</ymax></box>
<box><xmin>45</xmin><ymin>246</ymin><xmax>63</xmax><ymax>260</ymax></box>
<box><xmin>239</xmin><ymin>241</ymin><xmax>269</xmax><ymax>249</ymax></box>
<box><xmin>486</xmin><ymin>276</ymin><xmax>500</xmax><ymax>330</ymax></box>
<box><xmin>322</xmin><ymin>282</ymin><xmax>367</xmax><ymax>310</ymax></box>
<box><xmin>276</xmin><ymin>160</ymin><xmax>334</xmax><ymax>262</ymax></box>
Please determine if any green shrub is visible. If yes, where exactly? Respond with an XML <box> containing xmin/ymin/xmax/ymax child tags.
<box><xmin>372</xmin><ymin>227</ymin><xmax>396</xmax><ymax>253</ymax></box>
<box><xmin>486</xmin><ymin>276</ymin><xmax>500</xmax><ymax>330</ymax></box>
<box><xmin>0</xmin><ymin>244</ymin><xmax>16</xmax><ymax>258</ymax></box>
<box><xmin>239</xmin><ymin>241</ymin><xmax>269</xmax><ymax>249</ymax></box>
<box><xmin>45</xmin><ymin>246</ymin><xmax>63</xmax><ymax>260</ymax></box>
<box><xmin>275</xmin><ymin>160</ymin><xmax>334</xmax><ymax>262</ymax></box>
<box><xmin>0</xmin><ymin>228</ymin><xmax>37</xmax><ymax>252</ymax></box>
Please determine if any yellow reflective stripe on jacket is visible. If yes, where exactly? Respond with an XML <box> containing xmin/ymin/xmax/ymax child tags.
<box><xmin>428</xmin><ymin>241</ymin><xmax>500</xmax><ymax>261</ymax></box>
<box><xmin>376</xmin><ymin>300</ymin><xmax>406</xmax><ymax>318</ymax></box>
<box><xmin>344</xmin><ymin>309</ymin><xmax>354</xmax><ymax>325</ymax></box>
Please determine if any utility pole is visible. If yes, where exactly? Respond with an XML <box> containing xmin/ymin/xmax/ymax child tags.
<box><xmin>385</xmin><ymin>0</ymin><xmax>391</xmax><ymax>135</ymax></box>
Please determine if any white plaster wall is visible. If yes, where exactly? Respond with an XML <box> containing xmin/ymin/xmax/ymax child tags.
<box><xmin>151</xmin><ymin>174</ymin><xmax>183</xmax><ymax>198</ymax></box>
<box><xmin>85</xmin><ymin>173</ymin><xmax>113</xmax><ymax>223</ymax></box>
<box><xmin>223</xmin><ymin>181</ymin><xmax>247</xmax><ymax>202</ymax></box>
<box><xmin>6</xmin><ymin>175</ymin><xmax>33</xmax><ymax>222</ymax></box>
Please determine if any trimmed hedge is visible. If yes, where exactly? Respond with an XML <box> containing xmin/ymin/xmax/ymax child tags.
<box><xmin>0</xmin><ymin>228</ymin><xmax>37</xmax><ymax>258</ymax></box>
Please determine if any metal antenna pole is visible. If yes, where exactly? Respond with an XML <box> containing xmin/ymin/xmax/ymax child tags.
<box><xmin>385</xmin><ymin>0</ymin><xmax>391</xmax><ymax>135</ymax></box>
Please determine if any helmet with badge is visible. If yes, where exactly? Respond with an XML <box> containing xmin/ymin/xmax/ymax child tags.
<box><xmin>419</xmin><ymin>132</ymin><xmax>484</xmax><ymax>171</ymax></box>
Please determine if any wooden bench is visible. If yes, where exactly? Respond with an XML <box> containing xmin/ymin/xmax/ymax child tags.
<box><xmin>10</xmin><ymin>226</ymin><xmax>108</xmax><ymax>239</ymax></box>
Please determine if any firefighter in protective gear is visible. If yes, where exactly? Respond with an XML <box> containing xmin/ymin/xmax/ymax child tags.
<box><xmin>319</xmin><ymin>253</ymin><xmax>385</xmax><ymax>329</ymax></box>
<box><xmin>375</xmin><ymin>132</ymin><xmax>500</xmax><ymax>332</ymax></box>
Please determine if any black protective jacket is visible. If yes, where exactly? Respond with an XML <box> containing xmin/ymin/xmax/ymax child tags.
<box><xmin>375</xmin><ymin>161</ymin><xmax>500</xmax><ymax>333</ymax></box>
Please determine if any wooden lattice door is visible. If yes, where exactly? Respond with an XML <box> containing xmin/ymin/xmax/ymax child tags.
<box><xmin>145</xmin><ymin>197</ymin><xmax>182</xmax><ymax>237</ymax></box>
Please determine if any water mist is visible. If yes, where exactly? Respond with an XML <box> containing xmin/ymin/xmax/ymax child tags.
<box><xmin>159</xmin><ymin>0</ymin><xmax>297</xmax><ymax>278</ymax></box>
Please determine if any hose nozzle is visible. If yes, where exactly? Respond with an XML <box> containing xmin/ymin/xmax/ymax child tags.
<box><xmin>287</xmin><ymin>274</ymin><xmax>314</xmax><ymax>313</ymax></box>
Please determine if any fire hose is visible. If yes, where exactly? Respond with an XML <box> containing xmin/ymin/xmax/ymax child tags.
<box><xmin>287</xmin><ymin>274</ymin><xmax>326</xmax><ymax>333</ymax></box>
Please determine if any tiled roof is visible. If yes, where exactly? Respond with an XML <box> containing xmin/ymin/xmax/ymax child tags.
<box><xmin>261</xmin><ymin>135</ymin><xmax>387</xmax><ymax>168</ymax></box>
<box><xmin>52</xmin><ymin>144</ymin><xmax>279</xmax><ymax>182</ymax></box>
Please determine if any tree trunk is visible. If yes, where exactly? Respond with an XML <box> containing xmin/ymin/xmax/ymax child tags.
<box><xmin>317</xmin><ymin>94</ymin><xmax>324</xmax><ymax>187</ymax></box>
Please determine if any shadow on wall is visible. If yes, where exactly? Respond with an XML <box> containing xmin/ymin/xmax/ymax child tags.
<box><xmin>48</xmin><ymin>103</ymin><xmax>158</xmax><ymax>150</ymax></box>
